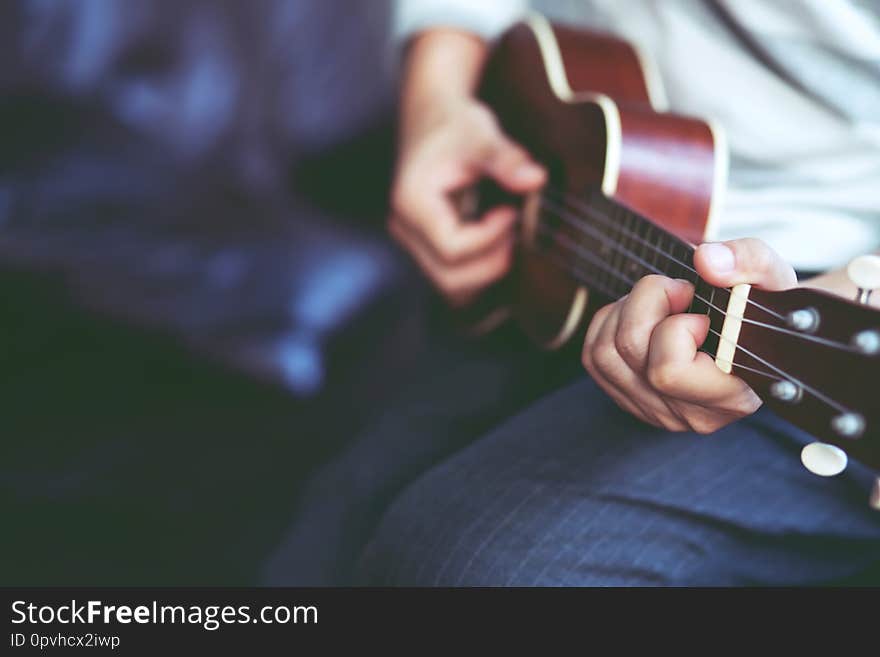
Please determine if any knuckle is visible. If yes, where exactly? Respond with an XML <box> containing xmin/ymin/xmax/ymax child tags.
<box><xmin>749</xmin><ymin>240</ymin><xmax>773</xmax><ymax>271</ymax></box>
<box><xmin>390</xmin><ymin>180</ymin><xmax>416</xmax><ymax>217</ymax></box>
<box><xmin>730</xmin><ymin>390</ymin><xmax>762</xmax><ymax>416</ymax></box>
<box><xmin>493</xmin><ymin>248</ymin><xmax>514</xmax><ymax>277</ymax></box>
<box><xmin>688</xmin><ymin>416</ymin><xmax>723</xmax><ymax>436</ymax></box>
<box><xmin>637</xmin><ymin>274</ymin><xmax>668</xmax><ymax>292</ymax></box>
<box><xmin>581</xmin><ymin>348</ymin><xmax>593</xmax><ymax>373</ymax></box>
<box><xmin>389</xmin><ymin>187</ymin><xmax>405</xmax><ymax>215</ymax></box>
<box><xmin>592</xmin><ymin>342</ymin><xmax>620</xmax><ymax>374</ymax></box>
<box><xmin>647</xmin><ymin>361</ymin><xmax>683</xmax><ymax>391</ymax></box>
<box><xmin>614</xmin><ymin>327</ymin><xmax>643</xmax><ymax>364</ymax></box>
<box><xmin>434</xmin><ymin>236</ymin><xmax>464</xmax><ymax>264</ymax></box>
<box><xmin>736</xmin><ymin>237</ymin><xmax>773</xmax><ymax>272</ymax></box>
<box><xmin>584</xmin><ymin>304</ymin><xmax>613</xmax><ymax>347</ymax></box>
<box><xmin>467</xmin><ymin>103</ymin><xmax>498</xmax><ymax>131</ymax></box>
<box><xmin>661</xmin><ymin>417</ymin><xmax>687</xmax><ymax>432</ymax></box>
<box><xmin>596</xmin><ymin>301</ymin><xmax>618</xmax><ymax>325</ymax></box>
<box><xmin>433</xmin><ymin>270</ymin><xmax>460</xmax><ymax>297</ymax></box>
<box><xmin>495</xmin><ymin>140</ymin><xmax>526</xmax><ymax>164</ymax></box>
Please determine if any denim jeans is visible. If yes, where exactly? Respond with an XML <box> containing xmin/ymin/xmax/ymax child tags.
<box><xmin>356</xmin><ymin>378</ymin><xmax>880</xmax><ymax>585</ymax></box>
<box><xmin>264</xmin><ymin>320</ymin><xmax>880</xmax><ymax>586</ymax></box>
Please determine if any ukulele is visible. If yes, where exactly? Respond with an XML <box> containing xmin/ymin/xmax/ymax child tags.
<box><xmin>457</xmin><ymin>14</ymin><xmax>880</xmax><ymax>488</ymax></box>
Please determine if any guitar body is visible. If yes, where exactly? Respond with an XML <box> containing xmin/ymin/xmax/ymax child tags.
<box><xmin>477</xmin><ymin>14</ymin><xmax>727</xmax><ymax>348</ymax></box>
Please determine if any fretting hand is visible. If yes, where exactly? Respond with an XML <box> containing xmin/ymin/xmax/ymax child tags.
<box><xmin>581</xmin><ymin>238</ymin><xmax>797</xmax><ymax>434</ymax></box>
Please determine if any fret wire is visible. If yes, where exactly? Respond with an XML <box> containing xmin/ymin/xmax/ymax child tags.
<box><xmin>540</xmin><ymin>224</ymin><xmax>864</xmax><ymax>400</ymax></box>
<box><xmin>637</xmin><ymin>213</ymin><xmax>650</xmax><ymax>278</ymax></box>
<box><xmin>535</xmin><ymin>197</ymin><xmax>863</xmax><ymax>359</ymax></box>
<box><xmin>539</xmin><ymin>205</ymin><xmax>713</xmax><ymax>306</ymax></box>
<box><xmin>538</xmin><ymin>195</ymin><xmax>726</xmax><ymax>321</ymax></box>
<box><xmin>648</xmin><ymin>222</ymin><xmax>659</xmax><ymax>274</ymax></box>
<box><xmin>601</xmin><ymin>194</ymin><xmax>619</xmax><ymax>296</ymax></box>
<box><xmin>538</xmin><ymin>201</ymin><xmax>731</xmax><ymax>317</ymax></box>
<box><xmin>656</xmin><ymin>231</ymin><xmax>666</xmax><ymax>277</ymax></box>
<box><xmin>620</xmin><ymin>205</ymin><xmax>633</xmax><ymax>293</ymax></box>
<box><xmin>682</xmin><ymin>242</ymin><xmax>696</xmax><ymax>283</ymax></box>
<box><xmin>669</xmin><ymin>238</ymin><xmax>683</xmax><ymax>280</ymax></box>
<box><xmin>601</xmin><ymin>195</ymin><xmax>613</xmax><ymax>295</ymax></box>
<box><xmin>619</xmin><ymin>205</ymin><xmax>631</xmax><ymax>281</ymax></box>
<box><xmin>543</xmin><ymin>187</ymin><xmax>787</xmax><ymax>321</ymax></box>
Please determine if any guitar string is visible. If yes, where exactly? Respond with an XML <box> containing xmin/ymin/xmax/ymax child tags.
<box><xmin>539</xmin><ymin>242</ymin><xmax>796</xmax><ymax>389</ymax></box>
<box><xmin>541</xmin><ymin>197</ymin><xmax>865</xmax><ymax>355</ymax></box>
<box><xmin>512</xmin><ymin>243</ymin><xmax>795</xmax><ymax>419</ymax></box>
<box><xmin>548</xmin><ymin>188</ymin><xmax>865</xmax><ymax>352</ymax></box>
<box><xmin>539</xmin><ymin>197</ymin><xmax>768</xmax><ymax>320</ymax></box>
<box><xmin>543</xmin><ymin>187</ymin><xmax>787</xmax><ymax>321</ymax></box>
<box><xmin>538</xmin><ymin>195</ymin><xmax>865</xmax><ymax>354</ymax></box>
<box><xmin>543</xmin><ymin>194</ymin><xmax>869</xmax><ymax>355</ymax></box>
<box><xmin>534</xmin><ymin>222</ymin><xmax>851</xmax><ymax>414</ymax></box>
<box><xmin>542</xmin><ymin>189</ymin><xmax>783</xmax><ymax>319</ymax></box>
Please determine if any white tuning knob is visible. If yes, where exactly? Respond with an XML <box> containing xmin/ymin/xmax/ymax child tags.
<box><xmin>847</xmin><ymin>254</ymin><xmax>880</xmax><ymax>304</ymax></box>
<box><xmin>801</xmin><ymin>441</ymin><xmax>848</xmax><ymax>477</ymax></box>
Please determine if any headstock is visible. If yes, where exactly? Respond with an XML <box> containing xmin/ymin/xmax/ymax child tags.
<box><xmin>730</xmin><ymin>259</ymin><xmax>880</xmax><ymax>476</ymax></box>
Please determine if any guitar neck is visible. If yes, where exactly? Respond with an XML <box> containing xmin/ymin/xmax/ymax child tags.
<box><xmin>536</xmin><ymin>187</ymin><xmax>729</xmax><ymax>360</ymax></box>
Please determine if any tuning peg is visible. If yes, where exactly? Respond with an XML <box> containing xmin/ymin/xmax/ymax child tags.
<box><xmin>847</xmin><ymin>254</ymin><xmax>880</xmax><ymax>304</ymax></box>
<box><xmin>801</xmin><ymin>441</ymin><xmax>848</xmax><ymax>477</ymax></box>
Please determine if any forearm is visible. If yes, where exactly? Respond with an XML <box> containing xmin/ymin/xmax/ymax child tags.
<box><xmin>399</xmin><ymin>30</ymin><xmax>489</xmax><ymax>141</ymax></box>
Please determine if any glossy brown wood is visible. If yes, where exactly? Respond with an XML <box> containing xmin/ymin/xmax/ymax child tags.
<box><xmin>475</xmin><ymin>21</ymin><xmax>716</xmax><ymax>344</ymax></box>
<box><xmin>736</xmin><ymin>286</ymin><xmax>880</xmax><ymax>469</ymax></box>
<box><xmin>552</xmin><ymin>25</ymin><xmax>654</xmax><ymax>107</ymax></box>
<box><xmin>616</xmin><ymin>108</ymin><xmax>716</xmax><ymax>244</ymax></box>
<box><xmin>477</xmin><ymin>23</ymin><xmax>608</xmax><ymax>345</ymax></box>
<box><xmin>547</xmin><ymin>23</ymin><xmax>717</xmax><ymax>243</ymax></box>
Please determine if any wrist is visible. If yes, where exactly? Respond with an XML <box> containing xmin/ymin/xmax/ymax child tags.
<box><xmin>400</xmin><ymin>29</ymin><xmax>489</xmax><ymax>137</ymax></box>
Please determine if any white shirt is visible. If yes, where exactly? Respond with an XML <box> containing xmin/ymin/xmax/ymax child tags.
<box><xmin>395</xmin><ymin>0</ymin><xmax>880</xmax><ymax>271</ymax></box>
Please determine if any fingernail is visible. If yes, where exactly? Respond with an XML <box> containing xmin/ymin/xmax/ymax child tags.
<box><xmin>701</xmin><ymin>243</ymin><xmax>735</xmax><ymax>273</ymax></box>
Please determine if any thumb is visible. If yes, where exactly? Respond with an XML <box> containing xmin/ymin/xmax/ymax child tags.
<box><xmin>694</xmin><ymin>238</ymin><xmax>797</xmax><ymax>291</ymax></box>
<box><xmin>478</xmin><ymin>131</ymin><xmax>546</xmax><ymax>193</ymax></box>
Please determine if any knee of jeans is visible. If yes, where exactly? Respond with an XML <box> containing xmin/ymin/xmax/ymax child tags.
<box><xmin>355</xmin><ymin>501</ymin><xmax>593</xmax><ymax>586</ymax></box>
<box><xmin>355</xmin><ymin>495</ymin><xmax>725</xmax><ymax>586</ymax></box>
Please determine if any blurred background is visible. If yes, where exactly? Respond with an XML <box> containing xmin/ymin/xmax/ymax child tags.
<box><xmin>0</xmin><ymin>0</ymin><xmax>432</xmax><ymax>584</ymax></box>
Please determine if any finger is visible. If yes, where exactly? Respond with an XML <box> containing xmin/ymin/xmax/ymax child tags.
<box><xmin>615</xmin><ymin>276</ymin><xmax>693</xmax><ymax>371</ymax></box>
<box><xmin>582</xmin><ymin>302</ymin><xmax>616</xmax><ymax>365</ymax></box>
<box><xmin>477</xmin><ymin>131</ymin><xmax>546</xmax><ymax>193</ymax></box>
<box><xmin>667</xmin><ymin>397</ymin><xmax>758</xmax><ymax>435</ymax></box>
<box><xmin>592</xmin><ymin>300</ymin><xmax>645</xmax><ymax>397</ymax></box>
<box><xmin>592</xmin><ymin>359</ymin><xmax>689</xmax><ymax>431</ymax></box>
<box><xmin>393</xmin><ymin>176</ymin><xmax>517</xmax><ymax>265</ymax></box>
<box><xmin>485</xmin><ymin>137</ymin><xmax>547</xmax><ymax>194</ymax></box>
<box><xmin>597</xmin><ymin>298</ymin><xmax>691</xmax><ymax>430</ymax></box>
<box><xmin>389</xmin><ymin>215</ymin><xmax>514</xmax><ymax>301</ymax></box>
<box><xmin>584</xmin><ymin>301</ymin><xmax>688</xmax><ymax>430</ymax></box>
<box><xmin>647</xmin><ymin>313</ymin><xmax>762</xmax><ymax>410</ymax></box>
<box><xmin>694</xmin><ymin>238</ymin><xmax>797</xmax><ymax>291</ymax></box>
<box><xmin>584</xmin><ymin>354</ymin><xmax>652</xmax><ymax>423</ymax></box>
<box><xmin>458</xmin><ymin>205</ymin><xmax>519</xmax><ymax>257</ymax></box>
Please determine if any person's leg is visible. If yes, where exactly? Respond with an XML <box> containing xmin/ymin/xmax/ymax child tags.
<box><xmin>356</xmin><ymin>378</ymin><xmax>880</xmax><ymax>586</ymax></box>
<box><xmin>262</xmin><ymin>320</ymin><xmax>581</xmax><ymax>585</ymax></box>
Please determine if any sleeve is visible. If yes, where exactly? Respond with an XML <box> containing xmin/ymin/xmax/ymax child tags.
<box><xmin>393</xmin><ymin>0</ymin><xmax>529</xmax><ymax>44</ymax></box>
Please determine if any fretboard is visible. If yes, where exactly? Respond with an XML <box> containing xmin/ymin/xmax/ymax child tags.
<box><xmin>537</xmin><ymin>187</ymin><xmax>728</xmax><ymax>358</ymax></box>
